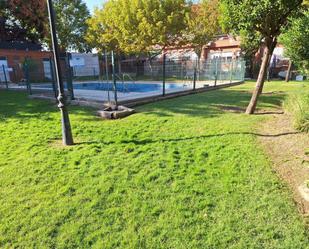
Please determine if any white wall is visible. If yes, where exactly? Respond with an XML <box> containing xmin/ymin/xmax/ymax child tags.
<box><xmin>0</xmin><ymin>59</ymin><xmax>10</xmax><ymax>82</ymax></box>
<box><xmin>70</xmin><ymin>53</ymin><xmax>100</xmax><ymax>77</ymax></box>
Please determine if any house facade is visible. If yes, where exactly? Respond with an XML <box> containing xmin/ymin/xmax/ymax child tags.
<box><xmin>0</xmin><ymin>44</ymin><xmax>52</xmax><ymax>83</ymax></box>
<box><xmin>0</xmin><ymin>42</ymin><xmax>100</xmax><ymax>83</ymax></box>
<box><xmin>162</xmin><ymin>35</ymin><xmax>241</xmax><ymax>62</ymax></box>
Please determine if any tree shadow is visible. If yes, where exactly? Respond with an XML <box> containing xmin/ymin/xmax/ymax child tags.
<box><xmin>0</xmin><ymin>88</ymin><xmax>286</xmax><ymax>122</ymax></box>
<box><xmin>0</xmin><ymin>90</ymin><xmax>96</xmax><ymax>122</ymax></box>
<box><xmin>138</xmin><ymin>89</ymin><xmax>286</xmax><ymax>118</ymax></box>
<box><xmin>72</xmin><ymin>131</ymin><xmax>300</xmax><ymax>147</ymax></box>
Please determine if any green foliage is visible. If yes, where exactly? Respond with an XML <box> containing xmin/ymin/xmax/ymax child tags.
<box><xmin>0</xmin><ymin>0</ymin><xmax>91</xmax><ymax>51</ymax></box>
<box><xmin>220</xmin><ymin>0</ymin><xmax>303</xmax><ymax>49</ymax></box>
<box><xmin>185</xmin><ymin>0</ymin><xmax>220</xmax><ymax>57</ymax></box>
<box><xmin>220</xmin><ymin>0</ymin><xmax>303</xmax><ymax>114</ymax></box>
<box><xmin>280</xmin><ymin>11</ymin><xmax>309</xmax><ymax>75</ymax></box>
<box><xmin>1</xmin><ymin>81</ymin><xmax>309</xmax><ymax>247</ymax></box>
<box><xmin>0</xmin><ymin>0</ymin><xmax>47</xmax><ymax>43</ymax></box>
<box><xmin>52</xmin><ymin>0</ymin><xmax>91</xmax><ymax>52</ymax></box>
<box><xmin>22</xmin><ymin>58</ymin><xmax>38</xmax><ymax>73</ymax></box>
<box><xmin>86</xmin><ymin>0</ymin><xmax>190</xmax><ymax>53</ymax></box>
<box><xmin>284</xmin><ymin>91</ymin><xmax>309</xmax><ymax>132</ymax></box>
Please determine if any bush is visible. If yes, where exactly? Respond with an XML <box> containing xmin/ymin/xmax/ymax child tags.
<box><xmin>284</xmin><ymin>92</ymin><xmax>309</xmax><ymax>132</ymax></box>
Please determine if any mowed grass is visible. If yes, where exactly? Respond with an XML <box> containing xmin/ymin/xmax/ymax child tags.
<box><xmin>0</xmin><ymin>81</ymin><xmax>309</xmax><ymax>248</ymax></box>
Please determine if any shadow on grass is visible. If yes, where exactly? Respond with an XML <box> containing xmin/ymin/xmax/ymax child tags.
<box><xmin>0</xmin><ymin>88</ymin><xmax>286</xmax><ymax>122</ymax></box>
<box><xmin>0</xmin><ymin>90</ymin><xmax>95</xmax><ymax>122</ymax></box>
<box><xmin>139</xmin><ymin>89</ymin><xmax>286</xmax><ymax>118</ymax></box>
<box><xmin>77</xmin><ymin>131</ymin><xmax>300</xmax><ymax>147</ymax></box>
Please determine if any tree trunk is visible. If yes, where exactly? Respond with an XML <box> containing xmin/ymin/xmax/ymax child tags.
<box><xmin>117</xmin><ymin>53</ymin><xmax>122</xmax><ymax>75</ymax></box>
<box><xmin>285</xmin><ymin>60</ymin><xmax>292</xmax><ymax>82</ymax></box>
<box><xmin>246</xmin><ymin>38</ymin><xmax>277</xmax><ymax>114</ymax></box>
<box><xmin>194</xmin><ymin>47</ymin><xmax>203</xmax><ymax>81</ymax></box>
<box><xmin>197</xmin><ymin>54</ymin><xmax>201</xmax><ymax>81</ymax></box>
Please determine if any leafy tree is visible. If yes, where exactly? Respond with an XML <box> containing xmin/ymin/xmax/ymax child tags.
<box><xmin>52</xmin><ymin>0</ymin><xmax>91</xmax><ymax>52</ymax></box>
<box><xmin>280</xmin><ymin>10</ymin><xmax>309</xmax><ymax>76</ymax></box>
<box><xmin>238</xmin><ymin>30</ymin><xmax>262</xmax><ymax>79</ymax></box>
<box><xmin>0</xmin><ymin>0</ymin><xmax>90</xmax><ymax>52</ymax></box>
<box><xmin>185</xmin><ymin>0</ymin><xmax>220</xmax><ymax>60</ymax></box>
<box><xmin>86</xmin><ymin>0</ymin><xmax>190</xmax><ymax>55</ymax></box>
<box><xmin>220</xmin><ymin>0</ymin><xmax>303</xmax><ymax>114</ymax></box>
<box><xmin>0</xmin><ymin>0</ymin><xmax>47</xmax><ymax>43</ymax></box>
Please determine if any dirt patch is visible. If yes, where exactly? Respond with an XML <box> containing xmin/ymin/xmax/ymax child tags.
<box><xmin>258</xmin><ymin>112</ymin><xmax>309</xmax><ymax>214</ymax></box>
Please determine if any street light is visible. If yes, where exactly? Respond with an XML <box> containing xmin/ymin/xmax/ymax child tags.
<box><xmin>47</xmin><ymin>0</ymin><xmax>74</xmax><ymax>146</ymax></box>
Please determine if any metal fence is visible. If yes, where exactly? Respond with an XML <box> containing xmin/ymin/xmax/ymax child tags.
<box><xmin>0</xmin><ymin>53</ymin><xmax>245</xmax><ymax>104</ymax></box>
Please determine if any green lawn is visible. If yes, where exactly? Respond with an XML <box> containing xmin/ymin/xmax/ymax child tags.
<box><xmin>0</xmin><ymin>81</ymin><xmax>309</xmax><ymax>248</ymax></box>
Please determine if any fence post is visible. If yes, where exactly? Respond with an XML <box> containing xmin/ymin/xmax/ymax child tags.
<box><xmin>162</xmin><ymin>53</ymin><xmax>166</xmax><ymax>96</ymax></box>
<box><xmin>218</xmin><ymin>58</ymin><xmax>222</xmax><ymax>85</ymax></box>
<box><xmin>65</xmin><ymin>53</ymin><xmax>74</xmax><ymax>100</ymax></box>
<box><xmin>73</xmin><ymin>66</ymin><xmax>76</xmax><ymax>78</ymax></box>
<box><xmin>24</xmin><ymin>62</ymin><xmax>32</xmax><ymax>95</ymax></box>
<box><xmin>2</xmin><ymin>65</ymin><xmax>8</xmax><ymax>89</ymax></box>
<box><xmin>104</xmin><ymin>49</ymin><xmax>111</xmax><ymax>103</ymax></box>
<box><xmin>214</xmin><ymin>58</ymin><xmax>218</xmax><ymax>86</ymax></box>
<box><xmin>242</xmin><ymin>60</ymin><xmax>246</xmax><ymax>82</ymax></box>
<box><xmin>193</xmin><ymin>60</ymin><xmax>197</xmax><ymax>90</ymax></box>
<box><xmin>229</xmin><ymin>60</ymin><xmax>234</xmax><ymax>84</ymax></box>
<box><xmin>111</xmin><ymin>51</ymin><xmax>118</xmax><ymax>108</ymax></box>
<box><xmin>13</xmin><ymin>66</ymin><xmax>17</xmax><ymax>83</ymax></box>
<box><xmin>49</xmin><ymin>57</ymin><xmax>57</xmax><ymax>98</ymax></box>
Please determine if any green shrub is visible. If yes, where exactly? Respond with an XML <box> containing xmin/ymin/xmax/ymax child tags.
<box><xmin>284</xmin><ymin>92</ymin><xmax>309</xmax><ymax>132</ymax></box>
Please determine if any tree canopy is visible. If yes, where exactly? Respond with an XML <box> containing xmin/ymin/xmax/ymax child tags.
<box><xmin>220</xmin><ymin>0</ymin><xmax>303</xmax><ymax>114</ymax></box>
<box><xmin>52</xmin><ymin>0</ymin><xmax>91</xmax><ymax>52</ymax></box>
<box><xmin>0</xmin><ymin>0</ymin><xmax>47</xmax><ymax>43</ymax></box>
<box><xmin>185</xmin><ymin>0</ymin><xmax>220</xmax><ymax>58</ymax></box>
<box><xmin>86</xmin><ymin>0</ymin><xmax>191</xmax><ymax>54</ymax></box>
<box><xmin>280</xmin><ymin>10</ymin><xmax>309</xmax><ymax>74</ymax></box>
<box><xmin>0</xmin><ymin>0</ymin><xmax>90</xmax><ymax>52</ymax></box>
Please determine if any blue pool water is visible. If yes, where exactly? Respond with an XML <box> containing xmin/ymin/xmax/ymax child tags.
<box><xmin>38</xmin><ymin>82</ymin><xmax>189</xmax><ymax>93</ymax></box>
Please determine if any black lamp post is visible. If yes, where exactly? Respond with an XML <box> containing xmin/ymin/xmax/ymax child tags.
<box><xmin>47</xmin><ymin>0</ymin><xmax>74</xmax><ymax>146</ymax></box>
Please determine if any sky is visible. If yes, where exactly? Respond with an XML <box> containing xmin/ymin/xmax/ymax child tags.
<box><xmin>85</xmin><ymin>0</ymin><xmax>104</xmax><ymax>12</ymax></box>
<box><xmin>85</xmin><ymin>0</ymin><xmax>199</xmax><ymax>12</ymax></box>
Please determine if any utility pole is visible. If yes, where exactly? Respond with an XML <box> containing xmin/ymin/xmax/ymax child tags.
<box><xmin>47</xmin><ymin>0</ymin><xmax>74</xmax><ymax>146</ymax></box>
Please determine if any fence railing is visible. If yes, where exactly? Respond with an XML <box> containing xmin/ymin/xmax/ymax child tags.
<box><xmin>0</xmin><ymin>55</ymin><xmax>246</xmax><ymax>103</ymax></box>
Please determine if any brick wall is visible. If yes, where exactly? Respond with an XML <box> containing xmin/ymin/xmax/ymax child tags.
<box><xmin>0</xmin><ymin>49</ymin><xmax>52</xmax><ymax>82</ymax></box>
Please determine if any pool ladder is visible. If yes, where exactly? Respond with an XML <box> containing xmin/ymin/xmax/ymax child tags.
<box><xmin>115</xmin><ymin>73</ymin><xmax>136</xmax><ymax>93</ymax></box>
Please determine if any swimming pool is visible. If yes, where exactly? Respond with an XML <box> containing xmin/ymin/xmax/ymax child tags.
<box><xmin>37</xmin><ymin>82</ymin><xmax>191</xmax><ymax>93</ymax></box>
